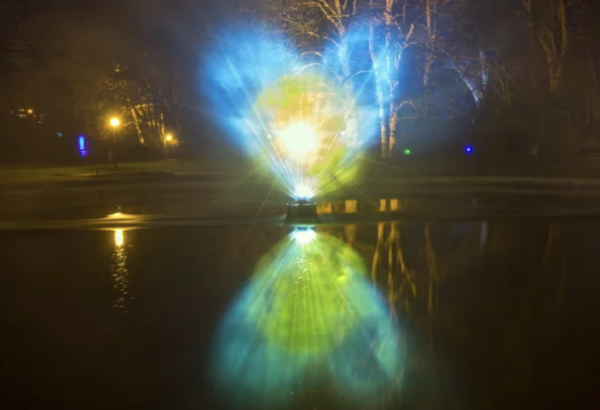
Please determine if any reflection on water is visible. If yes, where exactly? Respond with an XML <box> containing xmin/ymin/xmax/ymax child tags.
<box><xmin>211</xmin><ymin>229</ymin><xmax>402</xmax><ymax>409</ymax></box>
<box><xmin>2</xmin><ymin>218</ymin><xmax>600</xmax><ymax>410</ymax></box>
<box><xmin>114</xmin><ymin>229</ymin><xmax>124</xmax><ymax>247</ymax></box>
<box><xmin>110</xmin><ymin>229</ymin><xmax>130</xmax><ymax>310</ymax></box>
<box><xmin>226</xmin><ymin>219</ymin><xmax>600</xmax><ymax>409</ymax></box>
<box><xmin>480</xmin><ymin>221</ymin><xmax>488</xmax><ymax>249</ymax></box>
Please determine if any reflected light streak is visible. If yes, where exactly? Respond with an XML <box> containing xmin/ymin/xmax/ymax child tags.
<box><xmin>114</xmin><ymin>229</ymin><xmax>124</xmax><ymax>247</ymax></box>
<box><xmin>110</xmin><ymin>229</ymin><xmax>129</xmax><ymax>310</ymax></box>
<box><xmin>106</xmin><ymin>212</ymin><xmax>143</xmax><ymax>222</ymax></box>
<box><xmin>291</xmin><ymin>228</ymin><xmax>316</xmax><ymax>245</ymax></box>
<box><xmin>211</xmin><ymin>231</ymin><xmax>402</xmax><ymax>408</ymax></box>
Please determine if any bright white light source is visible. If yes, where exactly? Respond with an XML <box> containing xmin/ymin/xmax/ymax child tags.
<box><xmin>278</xmin><ymin>122</ymin><xmax>320</xmax><ymax>158</ymax></box>
<box><xmin>293</xmin><ymin>184</ymin><xmax>315</xmax><ymax>200</ymax></box>
<box><xmin>292</xmin><ymin>229</ymin><xmax>317</xmax><ymax>245</ymax></box>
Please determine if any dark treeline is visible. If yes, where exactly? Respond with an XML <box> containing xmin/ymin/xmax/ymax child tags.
<box><xmin>0</xmin><ymin>0</ymin><xmax>599</xmax><ymax>164</ymax></box>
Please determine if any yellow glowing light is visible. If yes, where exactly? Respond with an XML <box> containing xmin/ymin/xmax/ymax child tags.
<box><xmin>110</xmin><ymin>118</ymin><xmax>121</xmax><ymax>127</ymax></box>
<box><xmin>278</xmin><ymin>121</ymin><xmax>320</xmax><ymax>158</ymax></box>
<box><xmin>165</xmin><ymin>134</ymin><xmax>173</xmax><ymax>142</ymax></box>
<box><xmin>253</xmin><ymin>73</ymin><xmax>364</xmax><ymax>198</ymax></box>
<box><xmin>114</xmin><ymin>229</ymin><xmax>124</xmax><ymax>247</ymax></box>
<box><xmin>254</xmin><ymin>232</ymin><xmax>369</xmax><ymax>354</ymax></box>
<box><xmin>108</xmin><ymin>212</ymin><xmax>123</xmax><ymax>219</ymax></box>
<box><xmin>27</xmin><ymin>109</ymin><xmax>34</xmax><ymax>114</ymax></box>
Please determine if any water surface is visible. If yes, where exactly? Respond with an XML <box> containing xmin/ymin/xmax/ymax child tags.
<box><xmin>1</xmin><ymin>219</ymin><xmax>599</xmax><ymax>410</ymax></box>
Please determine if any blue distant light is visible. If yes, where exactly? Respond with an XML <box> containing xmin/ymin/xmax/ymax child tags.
<box><xmin>78</xmin><ymin>135</ymin><xmax>87</xmax><ymax>157</ymax></box>
<box><xmin>465</xmin><ymin>145</ymin><xmax>473</xmax><ymax>154</ymax></box>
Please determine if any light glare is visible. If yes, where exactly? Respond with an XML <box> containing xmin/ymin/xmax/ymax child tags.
<box><xmin>278</xmin><ymin>121</ymin><xmax>320</xmax><ymax>158</ymax></box>
<box><xmin>293</xmin><ymin>184</ymin><xmax>315</xmax><ymax>200</ymax></box>
<box><xmin>202</xmin><ymin>28</ymin><xmax>372</xmax><ymax>199</ymax></box>
<box><xmin>292</xmin><ymin>229</ymin><xmax>317</xmax><ymax>245</ymax></box>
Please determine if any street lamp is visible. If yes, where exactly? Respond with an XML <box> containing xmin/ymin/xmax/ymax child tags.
<box><xmin>165</xmin><ymin>134</ymin><xmax>173</xmax><ymax>159</ymax></box>
<box><xmin>109</xmin><ymin>117</ymin><xmax>121</xmax><ymax>168</ymax></box>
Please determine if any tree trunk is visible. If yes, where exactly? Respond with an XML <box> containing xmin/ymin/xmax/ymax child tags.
<box><xmin>423</xmin><ymin>0</ymin><xmax>436</xmax><ymax>90</ymax></box>
<box><xmin>369</xmin><ymin>21</ymin><xmax>391</xmax><ymax>157</ymax></box>
<box><xmin>538</xmin><ymin>0</ymin><xmax>568</xmax><ymax>94</ymax></box>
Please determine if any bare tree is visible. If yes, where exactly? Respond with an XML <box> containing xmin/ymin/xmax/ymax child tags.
<box><xmin>368</xmin><ymin>0</ymin><xmax>417</xmax><ymax>157</ymax></box>
<box><xmin>519</xmin><ymin>0</ymin><xmax>569</xmax><ymax>94</ymax></box>
<box><xmin>0</xmin><ymin>0</ymin><xmax>50</xmax><ymax>57</ymax></box>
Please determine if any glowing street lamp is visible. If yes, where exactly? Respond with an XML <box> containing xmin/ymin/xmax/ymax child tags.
<box><xmin>109</xmin><ymin>117</ymin><xmax>121</xmax><ymax>168</ymax></box>
<box><xmin>165</xmin><ymin>134</ymin><xmax>173</xmax><ymax>158</ymax></box>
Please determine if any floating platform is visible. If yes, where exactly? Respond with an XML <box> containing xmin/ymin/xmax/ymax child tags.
<box><xmin>285</xmin><ymin>200</ymin><xmax>319</xmax><ymax>224</ymax></box>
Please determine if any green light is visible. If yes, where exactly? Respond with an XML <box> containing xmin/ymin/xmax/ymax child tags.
<box><xmin>253</xmin><ymin>73</ymin><xmax>363</xmax><ymax>197</ymax></box>
<box><xmin>211</xmin><ymin>230</ymin><xmax>403</xmax><ymax>406</ymax></box>
<box><xmin>253</xmin><ymin>233</ymin><xmax>367</xmax><ymax>354</ymax></box>
<box><xmin>403</xmin><ymin>148</ymin><xmax>411</xmax><ymax>155</ymax></box>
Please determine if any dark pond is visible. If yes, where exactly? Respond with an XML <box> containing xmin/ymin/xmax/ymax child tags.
<box><xmin>1</xmin><ymin>218</ymin><xmax>599</xmax><ymax>410</ymax></box>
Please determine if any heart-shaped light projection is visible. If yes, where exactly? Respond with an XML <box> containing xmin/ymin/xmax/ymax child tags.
<box><xmin>203</xmin><ymin>27</ymin><xmax>384</xmax><ymax>202</ymax></box>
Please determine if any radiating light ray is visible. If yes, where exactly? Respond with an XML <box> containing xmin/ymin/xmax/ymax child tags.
<box><xmin>211</xmin><ymin>162</ymin><xmax>267</xmax><ymax>204</ymax></box>
<box><xmin>202</xmin><ymin>26</ymin><xmax>378</xmax><ymax>201</ymax></box>
<box><xmin>244</xmin><ymin>179</ymin><xmax>277</xmax><ymax>241</ymax></box>
<box><xmin>210</xmin><ymin>230</ymin><xmax>403</xmax><ymax>408</ymax></box>
<box><xmin>364</xmin><ymin>155</ymin><xmax>422</xmax><ymax>176</ymax></box>
<box><xmin>345</xmin><ymin>180</ymin><xmax>379</xmax><ymax>209</ymax></box>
